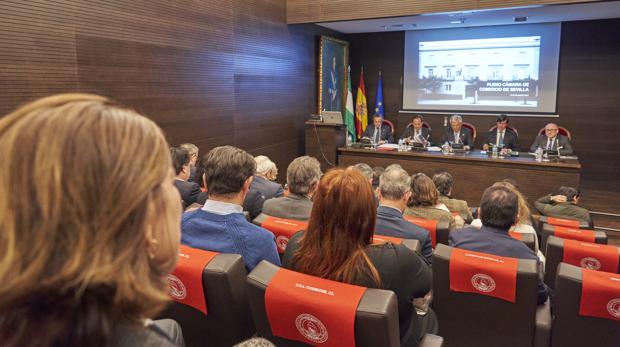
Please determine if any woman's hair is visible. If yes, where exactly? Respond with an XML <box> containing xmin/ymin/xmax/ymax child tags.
<box><xmin>0</xmin><ymin>94</ymin><xmax>179</xmax><ymax>346</ymax></box>
<box><xmin>291</xmin><ymin>168</ymin><xmax>380</xmax><ymax>286</ymax></box>
<box><xmin>408</xmin><ymin>173</ymin><xmax>439</xmax><ymax>207</ymax></box>
<box><xmin>492</xmin><ymin>181</ymin><xmax>531</xmax><ymax>225</ymax></box>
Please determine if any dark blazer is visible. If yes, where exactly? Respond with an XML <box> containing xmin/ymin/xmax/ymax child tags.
<box><xmin>174</xmin><ymin>179</ymin><xmax>201</xmax><ymax>205</ymax></box>
<box><xmin>375</xmin><ymin>205</ymin><xmax>433</xmax><ymax>264</ymax></box>
<box><xmin>484</xmin><ymin>128</ymin><xmax>520</xmax><ymax>151</ymax></box>
<box><xmin>449</xmin><ymin>225</ymin><xmax>550</xmax><ymax>305</ymax></box>
<box><xmin>261</xmin><ymin>193</ymin><xmax>313</xmax><ymax>221</ymax></box>
<box><xmin>362</xmin><ymin>124</ymin><xmax>394</xmax><ymax>143</ymax></box>
<box><xmin>250</xmin><ymin>176</ymin><xmax>284</xmax><ymax>201</ymax></box>
<box><xmin>441</xmin><ymin>127</ymin><xmax>474</xmax><ymax>147</ymax></box>
<box><xmin>529</xmin><ymin>134</ymin><xmax>573</xmax><ymax>155</ymax></box>
<box><xmin>400</xmin><ymin>126</ymin><xmax>432</xmax><ymax>144</ymax></box>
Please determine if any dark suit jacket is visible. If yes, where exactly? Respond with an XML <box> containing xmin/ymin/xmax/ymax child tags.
<box><xmin>250</xmin><ymin>176</ymin><xmax>284</xmax><ymax>201</ymax></box>
<box><xmin>449</xmin><ymin>225</ymin><xmax>549</xmax><ymax>305</ymax></box>
<box><xmin>529</xmin><ymin>134</ymin><xmax>573</xmax><ymax>155</ymax></box>
<box><xmin>375</xmin><ymin>205</ymin><xmax>433</xmax><ymax>264</ymax></box>
<box><xmin>362</xmin><ymin>124</ymin><xmax>394</xmax><ymax>143</ymax></box>
<box><xmin>400</xmin><ymin>126</ymin><xmax>432</xmax><ymax>144</ymax></box>
<box><xmin>441</xmin><ymin>127</ymin><xmax>474</xmax><ymax>147</ymax></box>
<box><xmin>261</xmin><ymin>193</ymin><xmax>313</xmax><ymax>221</ymax></box>
<box><xmin>174</xmin><ymin>179</ymin><xmax>201</xmax><ymax>206</ymax></box>
<box><xmin>485</xmin><ymin>128</ymin><xmax>520</xmax><ymax>151</ymax></box>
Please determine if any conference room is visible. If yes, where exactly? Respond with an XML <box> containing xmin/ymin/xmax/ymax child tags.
<box><xmin>1</xmin><ymin>1</ymin><xmax>619</xmax><ymax>346</ymax></box>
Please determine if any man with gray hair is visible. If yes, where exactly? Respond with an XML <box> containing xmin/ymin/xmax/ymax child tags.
<box><xmin>261</xmin><ymin>156</ymin><xmax>322</xmax><ymax>221</ymax></box>
<box><xmin>442</xmin><ymin>114</ymin><xmax>473</xmax><ymax>149</ymax></box>
<box><xmin>243</xmin><ymin>155</ymin><xmax>284</xmax><ymax>219</ymax></box>
<box><xmin>375</xmin><ymin>167</ymin><xmax>433</xmax><ymax>263</ymax></box>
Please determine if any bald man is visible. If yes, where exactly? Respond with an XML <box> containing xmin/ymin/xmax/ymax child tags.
<box><xmin>529</xmin><ymin>123</ymin><xmax>573</xmax><ymax>155</ymax></box>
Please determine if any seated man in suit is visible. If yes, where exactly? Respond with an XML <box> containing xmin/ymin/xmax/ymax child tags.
<box><xmin>362</xmin><ymin>114</ymin><xmax>394</xmax><ymax>144</ymax></box>
<box><xmin>441</xmin><ymin>114</ymin><xmax>473</xmax><ymax>150</ymax></box>
<box><xmin>181</xmin><ymin>146</ymin><xmax>280</xmax><ymax>271</ymax></box>
<box><xmin>450</xmin><ymin>185</ymin><xmax>550</xmax><ymax>305</ymax></box>
<box><xmin>534</xmin><ymin>186</ymin><xmax>592</xmax><ymax>226</ymax></box>
<box><xmin>179</xmin><ymin>143</ymin><xmax>199</xmax><ymax>182</ymax></box>
<box><xmin>171</xmin><ymin>146</ymin><xmax>201</xmax><ymax>206</ymax></box>
<box><xmin>243</xmin><ymin>155</ymin><xmax>284</xmax><ymax>219</ymax></box>
<box><xmin>482</xmin><ymin>114</ymin><xmax>520</xmax><ymax>152</ymax></box>
<box><xmin>400</xmin><ymin>115</ymin><xmax>432</xmax><ymax>145</ymax></box>
<box><xmin>432</xmin><ymin>171</ymin><xmax>473</xmax><ymax>224</ymax></box>
<box><xmin>375</xmin><ymin>167</ymin><xmax>433</xmax><ymax>264</ymax></box>
<box><xmin>261</xmin><ymin>156</ymin><xmax>322</xmax><ymax>220</ymax></box>
<box><xmin>529</xmin><ymin>123</ymin><xmax>574</xmax><ymax>155</ymax></box>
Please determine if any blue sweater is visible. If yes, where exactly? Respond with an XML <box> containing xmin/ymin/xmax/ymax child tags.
<box><xmin>181</xmin><ymin>209</ymin><xmax>281</xmax><ymax>271</ymax></box>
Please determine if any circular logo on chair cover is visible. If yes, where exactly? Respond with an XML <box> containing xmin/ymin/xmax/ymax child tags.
<box><xmin>606</xmin><ymin>299</ymin><xmax>620</xmax><ymax>319</ymax></box>
<box><xmin>295</xmin><ymin>313</ymin><xmax>328</xmax><ymax>344</ymax></box>
<box><xmin>167</xmin><ymin>274</ymin><xmax>187</xmax><ymax>300</ymax></box>
<box><xmin>580</xmin><ymin>257</ymin><xmax>602</xmax><ymax>270</ymax></box>
<box><xmin>471</xmin><ymin>274</ymin><xmax>496</xmax><ymax>293</ymax></box>
<box><xmin>276</xmin><ymin>236</ymin><xmax>289</xmax><ymax>252</ymax></box>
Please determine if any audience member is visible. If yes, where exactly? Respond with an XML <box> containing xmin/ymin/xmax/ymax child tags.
<box><xmin>405</xmin><ymin>173</ymin><xmax>461</xmax><ymax>229</ymax></box>
<box><xmin>442</xmin><ymin>114</ymin><xmax>473</xmax><ymax>149</ymax></box>
<box><xmin>362</xmin><ymin>114</ymin><xmax>394</xmax><ymax>144</ymax></box>
<box><xmin>529</xmin><ymin>123</ymin><xmax>574</xmax><ymax>155</ymax></box>
<box><xmin>351</xmin><ymin>162</ymin><xmax>373</xmax><ymax>184</ymax></box>
<box><xmin>181</xmin><ymin>146</ymin><xmax>280</xmax><ymax>271</ymax></box>
<box><xmin>179</xmin><ymin>142</ymin><xmax>199</xmax><ymax>181</ymax></box>
<box><xmin>450</xmin><ymin>186</ymin><xmax>550</xmax><ymax>305</ymax></box>
<box><xmin>0</xmin><ymin>94</ymin><xmax>184</xmax><ymax>346</ymax></box>
<box><xmin>171</xmin><ymin>146</ymin><xmax>201</xmax><ymax>206</ymax></box>
<box><xmin>433</xmin><ymin>172</ymin><xmax>473</xmax><ymax>223</ymax></box>
<box><xmin>385</xmin><ymin>163</ymin><xmax>403</xmax><ymax>171</ymax></box>
<box><xmin>482</xmin><ymin>114</ymin><xmax>520</xmax><ymax>151</ymax></box>
<box><xmin>243</xmin><ymin>155</ymin><xmax>284</xmax><ymax>219</ymax></box>
<box><xmin>283</xmin><ymin>168</ymin><xmax>434</xmax><ymax>346</ymax></box>
<box><xmin>535</xmin><ymin>186</ymin><xmax>592</xmax><ymax>226</ymax></box>
<box><xmin>371</xmin><ymin>166</ymin><xmax>384</xmax><ymax>190</ymax></box>
<box><xmin>261</xmin><ymin>156</ymin><xmax>322</xmax><ymax>220</ymax></box>
<box><xmin>375</xmin><ymin>168</ymin><xmax>433</xmax><ymax>263</ymax></box>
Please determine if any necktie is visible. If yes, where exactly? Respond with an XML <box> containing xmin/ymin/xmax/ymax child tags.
<box><xmin>546</xmin><ymin>137</ymin><xmax>554</xmax><ymax>150</ymax></box>
<box><xmin>454</xmin><ymin>132</ymin><xmax>460</xmax><ymax>144</ymax></box>
<box><xmin>374</xmin><ymin>127</ymin><xmax>380</xmax><ymax>144</ymax></box>
<box><xmin>497</xmin><ymin>131</ymin><xmax>504</xmax><ymax>147</ymax></box>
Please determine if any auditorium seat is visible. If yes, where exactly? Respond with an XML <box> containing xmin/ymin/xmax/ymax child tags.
<box><xmin>540</xmin><ymin>223</ymin><xmax>607</xmax><ymax>251</ymax></box>
<box><xmin>461</xmin><ymin>122</ymin><xmax>477</xmax><ymax>141</ymax></box>
<box><xmin>489</xmin><ymin>124</ymin><xmax>518</xmax><ymax>136</ymax></box>
<box><xmin>159</xmin><ymin>247</ymin><xmax>255</xmax><ymax>347</ymax></box>
<box><xmin>253</xmin><ymin>213</ymin><xmax>308</xmax><ymax>254</ymax></box>
<box><xmin>432</xmin><ymin>244</ymin><xmax>551</xmax><ymax>347</ymax></box>
<box><xmin>372</xmin><ymin>234</ymin><xmax>421</xmax><ymax>254</ymax></box>
<box><xmin>544</xmin><ymin>235</ymin><xmax>620</xmax><ymax>289</ymax></box>
<box><xmin>510</xmin><ymin>231</ymin><xmax>537</xmax><ymax>253</ymax></box>
<box><xmin>551</xmin><ymin>263</ymin><xmax>620</xmax><ymax>347</ymax></box>
<box><xmin>538</xmin><ymin>125</ymin><xmax>572</xmax><ymax>140</ymax></box>
<box><xmin>404</xmin><ymin>215</ymin><xmax>451</xmax><ymax>247</ymax></box>
<box><xmin>246</xmin><ymin>260</ymin><xmax>444</xmax><ymax>347</ymax></box>
<box><xmin>382</xmin><ymin>119</ymin><xmax>395</xmax><ymax>135</ymax></box>
<box><xmin>539</xmin><ymin>215</ymin><xmax>590</xmax><ymax>228</ymax></box>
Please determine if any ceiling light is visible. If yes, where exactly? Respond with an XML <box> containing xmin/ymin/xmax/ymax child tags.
<box><xmin>514</xmin><ymin>16</ymin><xmax>528</xmax><ymax>22</ymax></box>
<box><xmin>450</xmin><ymin>18</ymin><xmax>466</xmax><ymax>24</ymax></box>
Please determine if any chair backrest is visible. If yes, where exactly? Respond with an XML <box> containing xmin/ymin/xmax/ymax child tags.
<box><xmin>160</xmin><ymin>247</ymin><xmax>255</xmax><ymax>347</ymax></box>
<box><xmin>461</xmin><ymin>122</ymin><xmax>477</xmax><ymax>141</ymax></box>
<box><xmin>372</xmin><ymin>234</ymin><xmax>421</xmax><ymax>254</ymax></box>
<box><xmin>541</xmin><ymin>223</ymin><xmax>607</xmax><ymax>251</ymax></box>
<box><xmin>246</xmin><ymin>260</ymin><xmax>400</xmax><ymax>347</ymax></box>
<box><xmin>538</xmin><ymin>126</ymin><xmax>571</xmax><ymax>140</ymax></box>
<box><xmin>382</xmin><ymin>119</ymin><xmax>395</xmax><ymax>135</ymax></box>
<box><xmin>404</xmin><ymin>216</ymin><xmax>450</xmax><ymax>247</ymax></box>
<box><xmin>539</xmin><ymin>215</ymin><xmax>589</xmax><ymax>229</ymax></box>
<box><xmin>551</xmin><ymin>263</ymin><xmax>620</xmax><ymax>347</ymax></box>
<box><xmin>253</xmin><ymin>213</ymin><xmax>308</xmax><ymax>254</ymax></box>
<box><xmin>509</xmin><ymin>231</ymin><xmax>536</xmax><ymax>253</ymax></box>
<box><xmin>489</xmin><ymin>124</ymin><xmax>518</xmax><ymax>136</ymax></box>
<box><xmin>544</xmin><ymin>235</ymin><xmax>620</xmax><ymax>289</ymax></box>
<box><xmin>432</xmin><ymin>244</ymin><xmax>539</xmax><ymax>347</ymax></box>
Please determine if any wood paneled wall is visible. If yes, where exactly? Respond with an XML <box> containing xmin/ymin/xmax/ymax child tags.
<box><xmin>287</xmin><ymin>0</ymin><xmax>597</xmax><ymax>24</ymax></box>
<box><xmin>0</xmin><ymin>0</ymin><xmax>337</xmax><ymax>179</ymax></box>
<box><xmin>347</xmin><ymin>19</ymin><xmax>620</xmax><ymax>192</ymax></box>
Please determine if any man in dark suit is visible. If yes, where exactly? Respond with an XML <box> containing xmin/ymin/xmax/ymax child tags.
<box><xmin>482</xmin><ymin>114</ymin><xmax>520</xmax><ymax>151</ymax></box>
<box><xmin>362</xmin><ymin>114</ymin><xmax>394</xmax><ymax>144</ymax></box>
<box><xmin>449</xmin><ymin>185</ymin><xmax>549</xmax><ymax>305</ymax></box>
<box><xmin>171</xmin><ymin>146</ymin><xmax>201</xmax><ymax>206</ymax></box>
<box><xmin>529</xmin><ymin>123</ymin><xmax>574</xmax><ymax>155</ymax></box>
<box><xmin>375</xmin><ymin>167</ymin><xmax>433</xmax><ymax>264</ymax></box>
<box><xmin>441</xmin><ymin>114</ymin><xmax>473</xmax><ymax>149</ymax></box>
<box><xmin>244</xmin><ymin>155</ymin><xmax>284</xmax><ymax>219</ymax></box>
<box><xmin>400</xmin><ymin>115</ymin><xmax>432</xmax><ymax>145</ymax></box>
<box><xmin>179</xmin><ymin>143</ymin><xmax>199</xmax><ymax>182</ymax></box>
<box><xmin>535</xmin><ymin>186</ymin><xmax>592</xmax><ymax>227</ymax></box>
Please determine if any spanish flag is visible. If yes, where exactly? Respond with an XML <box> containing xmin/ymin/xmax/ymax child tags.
<box><xmin>355</xmin><ymin>68</ymin><xmax>368</xmax><ymax>139</ymax></box>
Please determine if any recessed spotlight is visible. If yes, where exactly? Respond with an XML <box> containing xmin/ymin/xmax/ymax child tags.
<box><xmin>450</xmin><ymin>18</ymin><xmax>466</xmax><ymax>24</ymax></box>
<box><xmin>514</xmin><ymin>16</ymin><xmax>528</xmax><ymax>22</ymax></box>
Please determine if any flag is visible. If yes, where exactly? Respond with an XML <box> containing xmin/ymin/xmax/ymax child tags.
<box><xmin>344</xmin><ymin>66</ymin><xmax>356</xmax><ymax>142</ymax></box>
<box><xmin>374</xmin><ymin>71</ymin><xmax>384</xmax><ymax>118</ymax></box>
<box><xmin>355</xmin><ymin>68</ymin><xmax>368</xmax><ymax>139</ymax></box>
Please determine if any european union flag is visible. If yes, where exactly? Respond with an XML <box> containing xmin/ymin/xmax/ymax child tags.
<box><xmin>374</xmin><ymin>72</ymin><xmax>384</xmax><ymax>118</ymax></box>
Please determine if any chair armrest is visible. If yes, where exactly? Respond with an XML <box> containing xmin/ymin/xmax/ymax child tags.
<box><xmin>418</xmin><ymin>334</ymin><xmax>444</xmax><ymax>347</ymax></box>
<box><xmin>534</xmin><ymin>298</ymin><xmax>552</xmax><ymax>347</ymax></box>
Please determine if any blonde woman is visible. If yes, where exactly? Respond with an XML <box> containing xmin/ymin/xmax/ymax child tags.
<box><xmin>0</xmin><ymin>94</ymin><xmax>184</xmax><ymax>346</ymax></box>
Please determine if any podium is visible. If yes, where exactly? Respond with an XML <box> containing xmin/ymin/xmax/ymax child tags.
<box><xmin>305</xmin><ymin>121</ymin><xmax>346</xmax><ymax>172</ymax></box>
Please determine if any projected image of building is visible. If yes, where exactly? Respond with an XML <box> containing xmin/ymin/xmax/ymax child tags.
<box><xmin>417</xmin><ymin>36</ymin><xmax>540</xmax><ymax>107</ymax></box>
